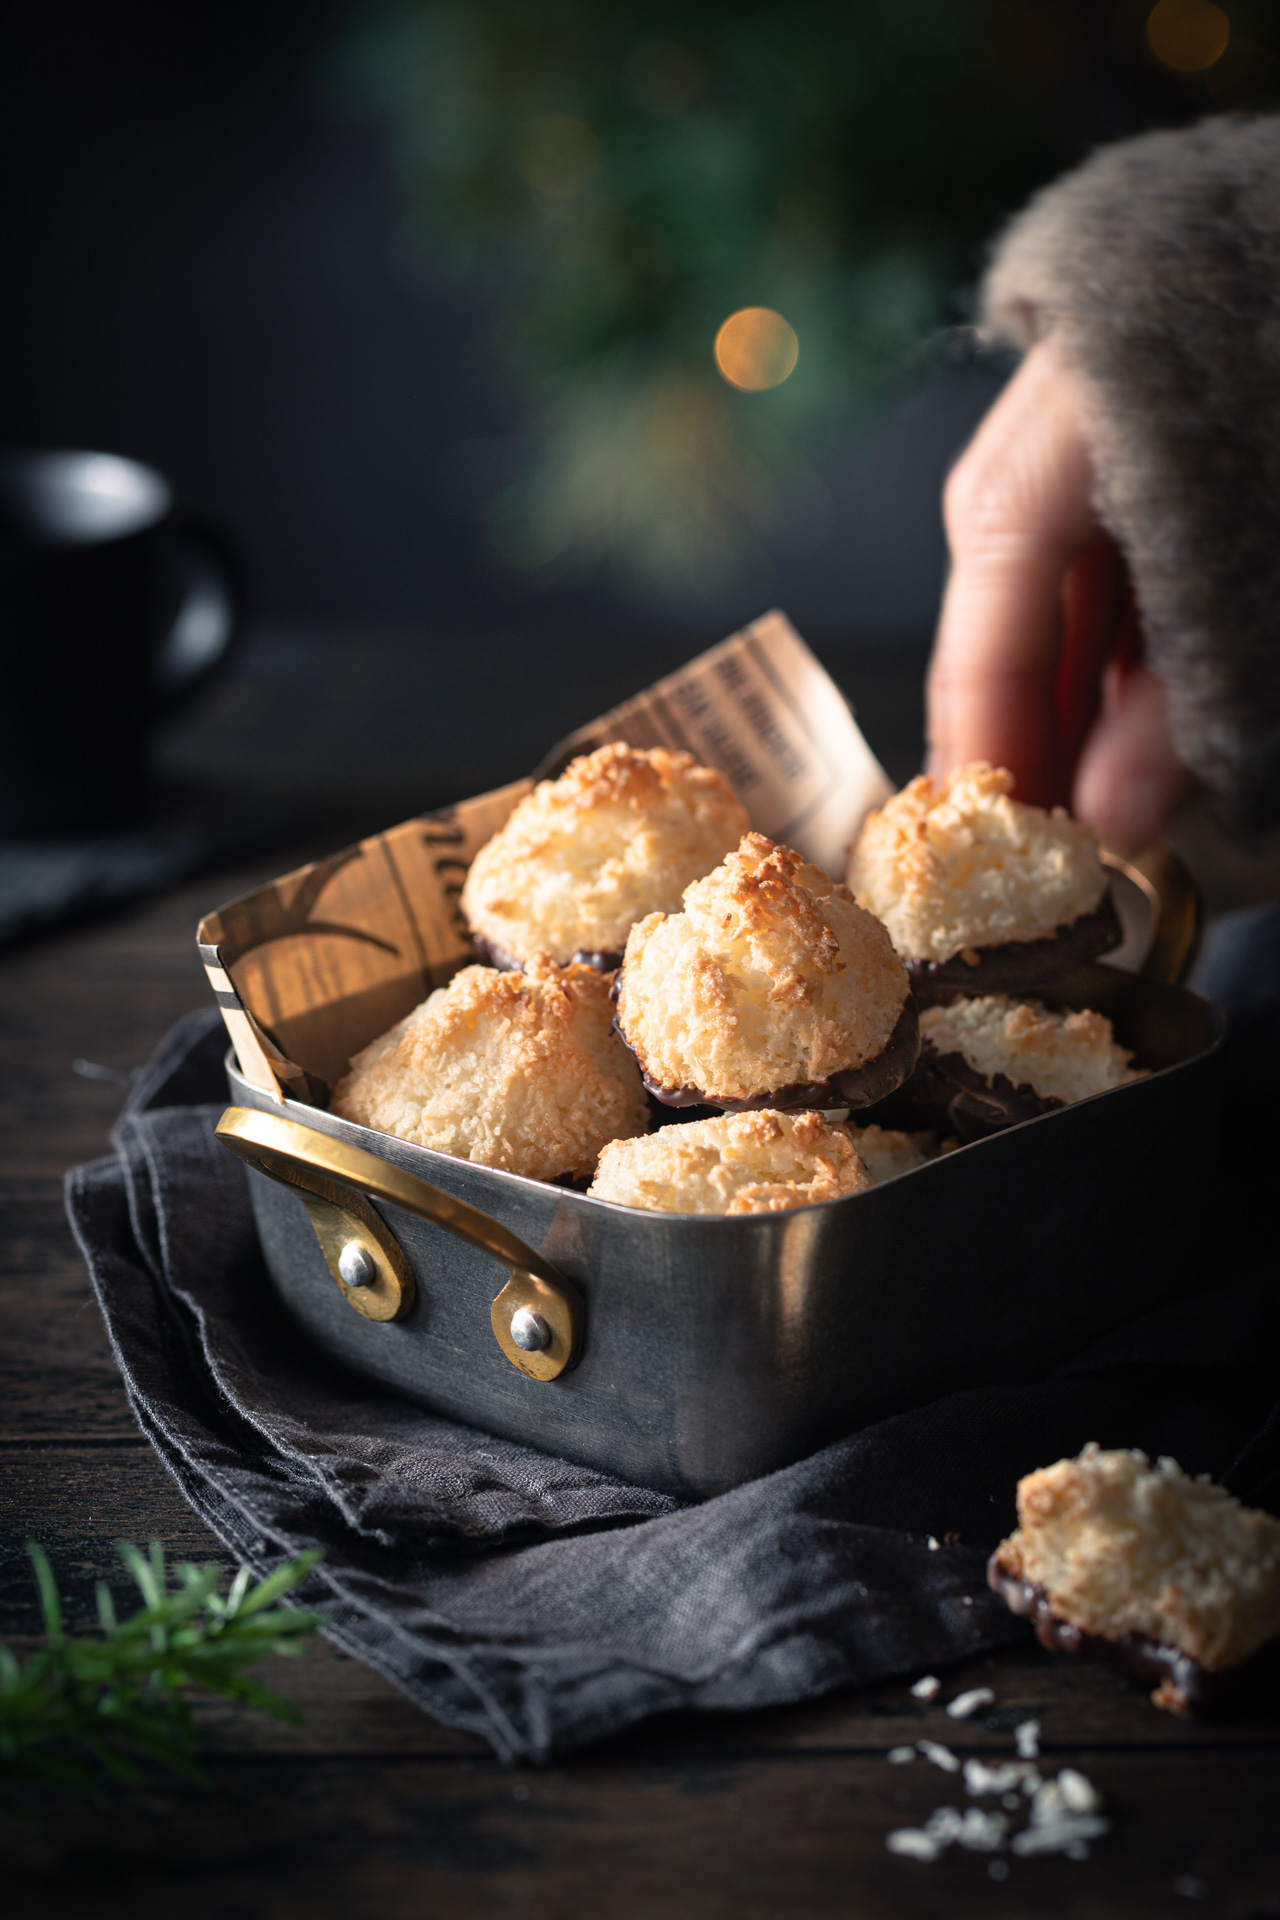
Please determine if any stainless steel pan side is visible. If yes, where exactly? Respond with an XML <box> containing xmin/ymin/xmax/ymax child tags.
<box><xmin>225</xmin><ymin>967</ymin><xmax>1225</xmax><ymax>1499</ymax></box>
<box><xmin>215</xmin><ymin>1106</ymin><xmax>583</xmax><ymax>1379</ymax></box>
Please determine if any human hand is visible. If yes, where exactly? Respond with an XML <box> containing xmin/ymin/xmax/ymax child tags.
<box><xmin>926</xmin><ymin>339</ymin><xmax>1196</xmax><ymax>853</ymax></box>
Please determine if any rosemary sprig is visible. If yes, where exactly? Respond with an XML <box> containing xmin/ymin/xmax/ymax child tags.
<box><xmin>0</xmin><ymin>1540</ymin><xmax>324</xmax><ymax>1794</ymax></box>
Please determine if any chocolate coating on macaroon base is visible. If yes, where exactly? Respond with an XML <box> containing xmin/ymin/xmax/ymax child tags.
<box><xmin>470</xmin><ymin>933</ymin><xmax>624</xmax><ymax>974</ymax></box>
<box><xmin>870</xmin><ymin>1040</ymin><xmax>1064</xmax><ymax>1142</ymax></box>
<box><xmin>569</xmin><ymin>946</ymin><xmax>626</xmax><ymax>972</ymax></box>
<box><xmin>907</xmin><ymin>893</ymin><xmax>1122</xmax><ymax>1005</ymax></box>
<box><xmin>630</xmin><ymin>993</ymin><xmax>920</xmax><ymax>1114</ymax></box>
<box><xmin>469</xmin><ymin>932</ymin><xmax>522</xmax><ymax>973</ymax></box>
<box><xmin>987</xmin><ymin>1557</ymin><xmax>1280</xmax><ymax>1716</ymax></box>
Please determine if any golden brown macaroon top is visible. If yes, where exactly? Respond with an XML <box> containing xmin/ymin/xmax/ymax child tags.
<box><xmin>993</xmin><ymin>1445</ymin><xmax>1280</xmax><ymax>1674</ymax></box>
<box><xmin>589</xmin><ymin>1109</ymin><xmax>870</xmax><ymax>1216</ymax></box>
<box><xmin>460</xmin><ymin>742</ymin><xmax>748</xmax><ymax>967</ymax></box>
<box><xmin>848</xmin><ymin>762</ymin><xmax>1107</xmax><ymax>964</ymax></box>
<box><xmin>615</xmin><ymin>832</ymin><xmax>911</xmax><ymax>1103</ymax></box>
<box><xmin>920</xmin><ymin>995</ymin><xmax>1140</xmax><ymax>1106</ymax></box>
<box><xmin>331</xmin><ymin>953</ymin><xmax>648</xmax><ymax>1182</ymax></box>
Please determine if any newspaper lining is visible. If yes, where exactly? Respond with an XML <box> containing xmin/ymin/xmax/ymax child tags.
<box><xmin>197</xmin><ymin>610</ymin><xmax>893</xmax><ymax>1103</ymax></box>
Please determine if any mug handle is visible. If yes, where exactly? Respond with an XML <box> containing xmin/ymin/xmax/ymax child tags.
<box><xmin>152</xmin><ymin>517</ymin><xmax>246</xmax><ymax>716</ymax></box>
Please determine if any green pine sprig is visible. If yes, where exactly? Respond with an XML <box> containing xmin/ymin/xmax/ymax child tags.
<box><xmin>0</xmin><ymin>1539</ymin><xmax>325</xmax><ymax>1796</ymax></box>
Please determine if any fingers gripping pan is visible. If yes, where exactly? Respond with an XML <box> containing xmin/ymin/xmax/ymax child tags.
<box><xmin>215</xmin><ymin>1107</ymin><xmax>583</xmax><ymax>1380</ymax></box>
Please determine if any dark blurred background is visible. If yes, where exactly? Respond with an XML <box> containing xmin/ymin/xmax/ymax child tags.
<box><xmin>3</xmin><ymin>0</ymin><xmax>1272</xmax><ymax>847</ymax></box>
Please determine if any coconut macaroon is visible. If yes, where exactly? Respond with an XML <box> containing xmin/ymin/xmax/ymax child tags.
<box><xmin>614</xmin><ymin>832</ymin><xmax>917</xmax><ymax>1110</ymax></box>
<box><xmin>331</xmin><ymin>954</ymin><xmax>648</xmax><ymax>1183</ymax></box>
<box><xmin>847</xmin><ymin>1124</ymin><xmax>947</xmax><ymax>1184</ymax></box>
<box><xmin>589</xmin><ymin>1109</ymin><xmax>871</xmax><ymax>1216</ymax></box>
<box><xmin>847</xmin><ymin>762</ymin><xmax>1119</xmax><ymax>996</ymax></box>
<box><xmin>989</xmin><ymin>1445</ymin><xmax>1280</xmax><ymax>1714</ymax></box>
<box><xmin>907</xmin><ymin>994</ymin><xmax>1141</xmax><ymax>1140</ymax></box>
<box><xmin>459</xmin><ymin>743</ymin><xmax>748</xmax><ymax>970</ymax></box>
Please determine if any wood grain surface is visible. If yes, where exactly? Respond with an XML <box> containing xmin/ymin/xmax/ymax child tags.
<box><xmin>3</xmin><ymin>860</ymin><xmax>1279</xmax><ymax>1918</ymax></box>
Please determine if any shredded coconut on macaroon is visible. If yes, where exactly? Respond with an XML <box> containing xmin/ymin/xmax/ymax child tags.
<box><xmin>589</xmin><ymin>1109</ymin><xmax>870</xmax><ymax>1215</ymax></box>
<box><xmin>331</xmin><ymin>954</ymin><xmax>648</xmax><ymax>1182</ymax></box>
<box><xmin>460</xmin><ymin>743</ymin><xmax>747</xmax><ymax>969</ymax></box>
<box><xmin>848</xmin><ymin>763</ymin><xmax>1108</xmax><ymax>965</ymax></box>
<box><xmin>991</xmin><ymin>1445</ymin><xmax>1280</xmax><ymax>1684</ymax></box>
<box><xmin>847</xmin><ymin>1124</ymin><xmax>947</xmax><ymax>1183</ymax></box>
<box><xmin>920</xmin><ymin>995</ymin><xmax>1140</xmax><ymax>1106</ymax></box>
<box><xmin>615</xmin><ymin>832</ymin><xmax>915</xmax><ymax>1107</ymax></box>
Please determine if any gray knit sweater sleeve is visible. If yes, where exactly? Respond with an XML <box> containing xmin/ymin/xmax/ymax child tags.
<box><xmin>980</xmin><ymin>115</ymin><xmax>1280</xmax><ymax>833</ymax></box>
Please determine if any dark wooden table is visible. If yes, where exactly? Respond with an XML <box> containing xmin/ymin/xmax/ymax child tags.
<box><xmin>4</xmin><ymin>857</ymin><xmax>1280</xmax><ymax>1919</ymax></box>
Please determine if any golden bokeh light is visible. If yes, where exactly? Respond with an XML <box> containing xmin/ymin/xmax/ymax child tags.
<box><xmin>1146</xmin><ymin>0</ymin><xmax>1230</xmax><ymax>72</ymax></box>
<box><xmin>518</xmin><ymin>115</ymin><xmax>601</xmax><ymax>200</ymax></box>
<box><xmin>714</xmin><ymin>308</ymin><xmax>800</xmax><ymax>391</ymax></box>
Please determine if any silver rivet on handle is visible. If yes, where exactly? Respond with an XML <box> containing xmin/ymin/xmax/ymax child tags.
<box><xmin>509</xmin><ymin>1306</ymin><xmax>551</xmax><ymax>1352</ymax></box>
<box><xmin>338</xmin><ymin>1241</ymin><xmax>378</xmax><ymax>1289</ymax></box>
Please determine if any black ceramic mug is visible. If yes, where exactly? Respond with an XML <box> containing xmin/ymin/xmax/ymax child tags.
<box><xmin>0</xmin><ymin>449</ymin><xmax>244</xmax><ymax>837</ymax></box>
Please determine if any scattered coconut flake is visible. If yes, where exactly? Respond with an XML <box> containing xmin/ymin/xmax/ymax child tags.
<box><xmin>1015</xmin><ymin>1719</ymin><xmax>1041</xmax><ymax>1759</ymax></box>
<box><xmin>964</xmin><ymin>1759</ymin><xmax>1039</xmax><ymax>1797</ymax></box>
<box><xmin>910</xmin><ymin>1674</ymin><xmax>941</xmax><ymax>1701</ymax></box>
<box><xmin>1012</xmin><ymin>1815</ymin><xmax>1110</xmax><ymax>1857</ymax></box>
<box><xmin>927</xmin><ymin>1536</ymin><xmax>941</xmax><ymax>1551</ymax></box>
<box><xmin>886</xmin><ymin>1828</ymin><xmax>942</xmax><ymax>1862</ymax></box>
<box><xmin>1031</xmin><ymin>1779</ymin><xmax>1066</xmax><ymax>1825</ymax></box>
<box><xmin>886</xmin><ymin>1803</ymin><xmax>1008</xmax><ymax>1861</ymax></box>
<box><xmin>1057</xmin><ymin>1768</ymin><xmax>1102</xmax><ymax>1815</ymax></box>
<box><xmin>989</xmin><ymin>1859</ymin><xmax>1010</xmax><ymax>1882</ymax></box>
<box><xmin>954</xmin><ymin>1808</ymin><xmax>1009</xmax><ymax>1853</ymax></box>
<box><xmin>924</xmin><ymin>1807</ymin><xmax>964</xmax><ymax>1845</ymax></box>
<box><xmin>1031</xmin><ymin>1771</ymin><xmax>1101</xmax><ymax>1828</ymax></box>
<box><xmin>964</xmin><ymin>1759</ymin><xmax>1013</xmax><ymax>1796</ymax></box>
<box><xmin>886</xmin><ymin>1754</ymin><xmax>1108</xmax><ymax>1869</ymax></box>
<box><xmin>947</xmin><ymin>1686</ymin><xmax>996</xmax><ymax>1720</ymax></box>
<box><xmin>887</xmin><ymin>1746</ymin><xmax>916</xmax><ymax>1764</ymax></box>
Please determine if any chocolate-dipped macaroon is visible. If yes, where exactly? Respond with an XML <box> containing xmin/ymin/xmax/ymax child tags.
<box><xmin>460</xmin><ymin>743</ymin><xmax>748</xmax><ymax>971</ymax></box>
<box><xmin>989</xmin><ymin>1445</ymin><xmax>1280</xmax><ymax>1716</ymax></box>
<box><xmin>887</xmin><ymin>993</ymin><xmax>1141</xmax><ymax>1141</ymax></box>
<box><xmin>613</xmin><ymin>832</ymin><xmax>918</xmax><ymax>1111</ymax></box>
<box><xmin>848</xmin><ymin>762</ymin><xmax>1120</xmax><ymax>1000</ymax></box>
<box><xmin>590</xmin><ymin>1108</ymin><xmax>872</xmax><ymax>1216</ymax></box>
<box><xmin>331</xmin><ymin>954</ymin><xmax>648</xmax><ymax>1183</ymax></box>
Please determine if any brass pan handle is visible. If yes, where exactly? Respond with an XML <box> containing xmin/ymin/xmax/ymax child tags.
<box><xmin>216</xmin><ymin>1106</ymin><xmax>583</xmax><ymax>1380</ymax></box>
<box><xmin>1101</xmin><ymin>842</ymin><xmax>1202</xmax><ymax>987</ymax></box>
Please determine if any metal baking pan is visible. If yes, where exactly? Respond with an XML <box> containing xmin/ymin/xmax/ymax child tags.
<box><xmin>200</xmin><ymin>622</ymin><xmax>1219</xmax><ymax>1497</ymax></box>
<box><xmin>218</xmin><ymin>959</ymin><xmax>1224</xmax><ymax>1499</ymax></box>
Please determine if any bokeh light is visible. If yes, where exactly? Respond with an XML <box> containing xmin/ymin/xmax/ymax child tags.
<box><xmin>1146</xmin><ymin>0</ymin><xmax>1230</xmax><ymax>72</ymax></box>
<box><xmin>714</xmin><ymin>308</ymin><xmax>800</xmax><ymax>391</ymax></box>
<box><xmin>518</xmin><ymin>114</ymin><xmax>601</xmax><ymax>199</ymax></box>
